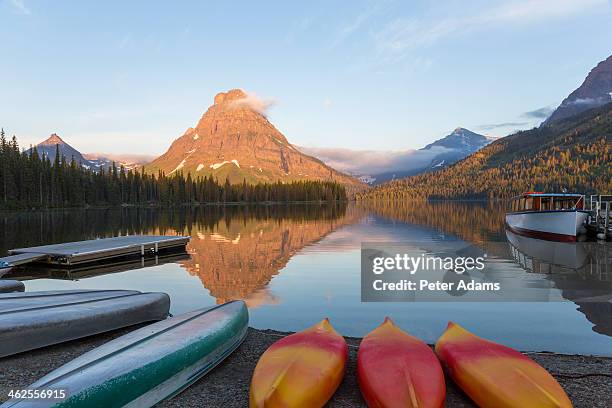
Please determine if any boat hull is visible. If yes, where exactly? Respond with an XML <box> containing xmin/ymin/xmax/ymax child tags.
<box><xmin>505</xmin><ymin>210</ymin><xmax>588</xmax><ymax>242</ymax></box>
<box><xmin>358</xmin><ymin>318</ymin><xmax>445</xmax><ymax>408</ymax></box>
<box><xmin>250</xmin><ymin>318</ymin><xmax>348</xmax><ymax>408</ymax></box>
<box><xmin>1</xmin><ymin>301</ymin><xmax>249</xmax><ymax>408</ymax></box>
<box><xmin>435</xmin><ymin>322</ymin><xmax>572</xmax><ymax>408</ymax></box>
<box><xmin>0</xmin><ymin>290</ymin><xmax>170</xmax><ymax>358</ymax></box>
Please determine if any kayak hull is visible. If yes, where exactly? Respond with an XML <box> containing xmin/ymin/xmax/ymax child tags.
<box><xmin>250</xmin><ymin>319</ymin><xmax>348</xmax><ymax>408</ymax></box>
<box><xmin>435</xmin><ymin>322</ymin><xmax>572</xmax><ymax>408</ymax></box>
<box><xmin>358</xmin><ymin>318</ymin><xmax>445</xmax><ymax>408</ymax></box>
<box><xmin>1</xmin><ymin>300</ymin><xmax>249</xmax><ymax>408</ymax></box>
<box><xmin>0</xmin><ymin>290</ymin><xmax>170</xmax><ymax>358</ymax></box>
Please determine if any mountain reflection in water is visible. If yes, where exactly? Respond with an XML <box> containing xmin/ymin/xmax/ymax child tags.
<box><xmin>179</xmin><ymin>205</ymin><xmax>362</xmax><ymax>307</ymax></box>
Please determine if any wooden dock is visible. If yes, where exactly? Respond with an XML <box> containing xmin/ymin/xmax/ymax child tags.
<box><xmin>3</xmin><ymin>251</ymin><xmax>190</xmax><ymax>281</ymax></box>
<box><xmin>1</xmin><ymin>235</ymin><xmax>190</xmax><ymax>267</ymax></box>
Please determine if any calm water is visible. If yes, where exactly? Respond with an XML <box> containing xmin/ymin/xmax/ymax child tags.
<box><xmin>1</xmin><ymin>202</ymin><xmax>611</xmax><ymax>356</ymax></box>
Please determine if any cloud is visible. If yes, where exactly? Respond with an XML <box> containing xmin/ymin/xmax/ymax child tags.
<box><xmin>298</xmin><ymin>145</ymin><xmax>452</xmax><ymax>175</ymax></box>
<box><xmin>329</xmin><ymin>3</ymin><xmax>383</xmax><ymax>49</ymax></box>
<box><xmin>8</xmin><ymin>0</ymin><xmax>30</xmax><ymax>15</ymax></box>
<box><xmin>84</xmin><ymin>152</ymin><xmax>156</xmax><ymax>165</ymax></box>
<box><xmin>475</xmin><ymin>121</ymin><xmax>531</xmax><ymax>131</ymax></box>
<box><xmin>372</xmin><ymin>0</ymin><xmax>607</xmax><ymax>60</ymax></box>
<box><xmin>562</xmin><ymin>96</ymin><xmax>609</xmax><ymax>106</ymax></box>
<box><xmin>229</xmin><ymin>91</ymin><xmax>276</xmax><ymax>116</ymax></box>
<box><xmin>522</xmin><ymin>106</ymin><xmax>554</xmax><ymax>119</ymax></box>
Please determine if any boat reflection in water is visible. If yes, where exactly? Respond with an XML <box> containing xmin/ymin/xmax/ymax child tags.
<box><xmin>506</xmin><ymin>228</ymin><xmax>612</xmax><ymax>336</ymax></box>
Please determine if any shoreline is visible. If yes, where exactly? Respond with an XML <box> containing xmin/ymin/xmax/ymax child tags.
<box><xmin>0</xmin><ymin>326</ymin><xmax>610</xmax><ymax>407</ymax></box>
<box><xmin>0</xmin><ymin>200</ymin><xmax>350</xmax><ymax>214</ymax></box>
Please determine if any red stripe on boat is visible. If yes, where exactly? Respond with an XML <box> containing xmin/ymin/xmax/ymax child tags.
<box><xmin>505</xmin><ymin>224</ymin><xmax>576</xmax><ymax>242</ymax></box>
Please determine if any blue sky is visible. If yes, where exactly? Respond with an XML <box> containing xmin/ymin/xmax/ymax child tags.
<box><xmin>1</xmin><ymin>0</ymin><xmax>611</xmax><ymax>156</ymax></box>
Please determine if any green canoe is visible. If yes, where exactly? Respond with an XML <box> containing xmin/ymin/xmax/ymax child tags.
<box><xmin>1</xmin><ymin>300</ymin><xmax>249</xmax><ymax>408</ymax></box>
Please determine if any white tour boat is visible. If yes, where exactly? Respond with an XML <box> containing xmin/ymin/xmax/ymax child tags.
<box><xmin>505</xmin><ymin>192</ymin><xmax>589</xmax><ymax>242</ymax></box>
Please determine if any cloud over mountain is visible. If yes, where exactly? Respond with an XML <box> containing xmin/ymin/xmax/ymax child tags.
<box><xmin>297</xmin><ymin>145</ymin><xmax>452</xmax><ymax>175</ymax></box>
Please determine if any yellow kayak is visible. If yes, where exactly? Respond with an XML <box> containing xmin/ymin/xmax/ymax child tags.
<box><xmin>250</xmin><ymin>318</ymin><xmax>348</xmax><ymax>407</ymax></box>
<box><xmin>435</xmin><ymin>322</ymin><xmax>572</xmax><ymax>408</ymax></box>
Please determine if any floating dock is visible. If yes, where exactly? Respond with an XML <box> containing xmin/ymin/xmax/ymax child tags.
<box><xmin>588</xmin><ymin>195</ymin><xmax>612</xmax><ymax>239</ymax></box>
<box><xmin>3</xmin><ymin>251</ymin><xmax>190</xmax><ymax>281</ymax></box>
<box><xmin>1</xmin><ymin>235</ymin><xmax>190</xmax><ymax>267</ymax></box>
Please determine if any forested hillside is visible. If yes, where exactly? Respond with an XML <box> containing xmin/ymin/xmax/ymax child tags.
<box><xmin>358</xmin><ymin>104</ymin><xmax>611</xmax><ymax>201</ymax></box>
<box><xmin>0</xmin><ymin>131</ymin><xmax>346</xmax><ymax>210</ymax></box>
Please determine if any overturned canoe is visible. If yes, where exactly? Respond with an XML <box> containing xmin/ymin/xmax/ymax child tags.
<box><xmin>358</xmin><ymin>318</ymin><xmax>445</xmax><ymax>408</ymax></box>
<box><xmin>0</xmin><ymin>280</ymin><xmax>24</xmax><ymax>293</ymax></box>
<box><xmin>0</xmin><ymin>289</ymin><xmax>170</xmax><ymax>358</ymax></box>
<box><xmin>250</xmin><ymin>318</ymin><xmax>348</xmax><ymax>408</ymax></box>
<box><xmin>1</xmin><ymin>300</ymin><xmax>249</xmax><ymax>408</ymax></box>
<box><xmin>435</xmin><ymin>322</ymin><xmax>572</xmax><ymax>408</ymax></box>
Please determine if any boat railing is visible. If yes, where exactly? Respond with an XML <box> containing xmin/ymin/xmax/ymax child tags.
<box><xmin>588</xmin><ymin>195</ymin><xmax>612</xmax><ymax>236</ymax></box>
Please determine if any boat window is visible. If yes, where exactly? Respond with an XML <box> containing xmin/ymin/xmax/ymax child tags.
<box><xmin>553</xmin><ymin>198</ymin><xmax>576</xmax><ymax>210</ymax></box>
<box><xmin>533</xmin><ymin>197</ymin><xmax>541</xmax><ymax>211</ymax></box>
<box><xmin>541</xmin><ymin>197</ymin><xmax>551</xmax><ymax>210</ymax></box>
<box><xmin>525</xmin><ymin>197</ymin><xmax>533</xmax><ymax>211</ymax></box>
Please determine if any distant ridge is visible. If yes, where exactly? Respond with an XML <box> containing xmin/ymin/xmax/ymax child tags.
<box><xmin>369</xmin><ymin>127</ymin><xmax>491</xmax><ymax>184</ymax></box>
<box><xmin>359</xmin><ymin>103</ymin><xmax>611</xmax><ymax>200</ymax></box>
<box><xmin>544</xmin><ymin>55</ymin><xmax>612</xmax><ymax>125</ymax></box>
<box><xmin>29</xmin><ymin>134</ymin><xmax>139</xmax><ymax>171</ymax></box>
<box><xmin>30</xmin><ymin>133</ymin><xmax>89</xmax><ymax>167</ymax></box>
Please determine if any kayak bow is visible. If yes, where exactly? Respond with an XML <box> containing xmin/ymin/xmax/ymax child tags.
<box><xmin>435</xmin><ymin>321</ymin><xmax>572</xmax><ymax>408</ymax></box>
<box><xmin>250</xmin><ymin>318</ymin><xmax>348</xmax><ymax>408</ymax></box>
<box><xmin>358</xmin><ymin>317</ymin><xmax>445</xmax><ymax>408</ymax></box>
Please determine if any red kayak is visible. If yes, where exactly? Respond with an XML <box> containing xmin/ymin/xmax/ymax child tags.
<box><xmin>435</xmin><ymin>322</ymin><xmax>572</xmax><ymax>408</ymax></box>
<box><xmin>358</xmin><ymin>317</ymin><xmax>446</xmax><ymax>408</ymax></box>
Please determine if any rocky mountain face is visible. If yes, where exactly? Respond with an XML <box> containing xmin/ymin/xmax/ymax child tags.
<box><xmin>370</xmin><ymin>127</ymin><xmax>491</xmax><ymax>184</ymax></box>
<box><xmin>145</xmin><ymin>89</ymin><xmax>364</xmax><ymax>190</ymax></box>
<box><xmin>544</xmin><ymin>55</ymin><xmax>612</xmax><ymax>125</ymax></box>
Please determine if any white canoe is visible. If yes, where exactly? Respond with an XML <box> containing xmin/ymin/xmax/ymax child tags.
<box><xmin>0</xmin><ymin>289</ymin><xmax>170</xmax><ymax>358</ymax></box>
<box><xmin>0</xmin><ymin>280</ymin><xmax>24</xmax><ymax>293</ymax></box>
<box><xmin>1</xmin><ymin>301</ymin><xmax>249</xmax><ymax>408</ymax></box>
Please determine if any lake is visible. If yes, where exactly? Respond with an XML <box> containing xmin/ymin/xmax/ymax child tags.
<box><xmin>1</xmin><ymin>202</ymin><xmax>611</xmax><ymax>356</ymax></box>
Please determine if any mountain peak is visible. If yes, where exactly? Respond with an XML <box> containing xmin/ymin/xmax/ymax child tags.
<box><xmin>544</xmin><ymin>55</ymin><xmax>612</xmax><ymax>125</ymax></box>
<box><xmin>423</xmin><ymin>127</ymin><xmax>488</xmax><ymax>151</ymax></box>
<box><xmin>214</xmin><ymin>89</ymin><xmax>247</xmax><ymax>105</ymax></box>
<box><xmin>41</xmin><ymin>133</ymin><xmax>65</xmax><ymax>145</ymax></box>
<box><xmin>146</xmin><ymin>89</ymin><xmax>364</xmax><ymax>190</ymax></box>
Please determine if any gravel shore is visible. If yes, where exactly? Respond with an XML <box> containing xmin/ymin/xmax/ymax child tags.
<box><xmin>0</xmin><ymin>326</ymin><xmax>610</xmax><ymax>407</ymax></box>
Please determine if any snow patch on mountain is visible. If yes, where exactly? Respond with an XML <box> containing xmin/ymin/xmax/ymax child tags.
<box><xmin>170</xmin><ymin>159</ymin><xmax>187</xmax><ymax>174</ymax></box>
<box><xmin>210</xmin><ymin>159</ymin><xmax>240</xmax><ymax>170</ymax></box>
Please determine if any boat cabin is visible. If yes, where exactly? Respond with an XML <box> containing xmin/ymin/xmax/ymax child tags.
<box><xmin>508</xmin><ymin>192</ymin><xmax>584</xmax><ymax>213</ymax></box>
